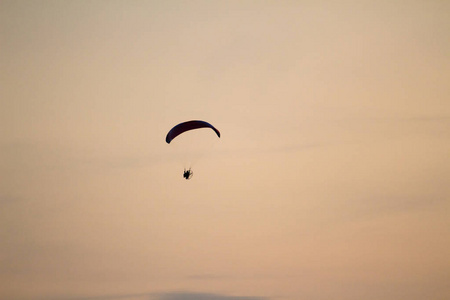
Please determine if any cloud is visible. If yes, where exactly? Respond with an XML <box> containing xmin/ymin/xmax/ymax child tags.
<box><xmin>0</xmin><ymin>195</ymin><xmax>22</xmax><ymax>205</ymax></box>
<box><xmin>158</xmin><ymin>292</ymin><xmax>268</xmax><ymax>300</ymax></box>
<box><xmin>38</xmin><ymin>292</ymin><xmax>154</xmax><ymax>300</ymax></box>
<box><xmin>46</xmin><ymin>291</ymin><xmax>268</xmax><ymax>300</ymax></box>
<box><xmin>186</xmin><ymin>273</ymin><xmax>230</xmax><ymax>280</ymax></box>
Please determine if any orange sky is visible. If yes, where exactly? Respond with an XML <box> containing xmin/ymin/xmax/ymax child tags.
<box><xmin>1</xmin><ymin>1</ymin><xmax>449</xmax><ymax>300</ymax></box>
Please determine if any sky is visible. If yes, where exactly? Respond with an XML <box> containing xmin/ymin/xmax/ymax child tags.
<box><xmin>1</xmin><ymin>1</ymin><xmax>449</xmax><ymax>299</ymax></box>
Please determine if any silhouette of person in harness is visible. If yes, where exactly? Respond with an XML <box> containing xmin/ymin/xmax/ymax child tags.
<box><xmin>183</xmin><ymin>168</ymin><xmax>193</xmax><ymax>180</ymax></box>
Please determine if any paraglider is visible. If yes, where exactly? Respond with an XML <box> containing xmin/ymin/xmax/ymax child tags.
<box><xmin>166</xmin><ymin>120</ymin><xmax>220</xmax><ymax>179</ymax></box>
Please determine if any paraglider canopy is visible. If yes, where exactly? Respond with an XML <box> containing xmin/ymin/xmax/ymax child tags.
<box><xmin>165</xmin><ymin>120</ymin><xmax>220</xmax><ymax>144</ymax></box>
<box><xmin>166</xmin><ymin>120</ymin><xmax>220</xmax><ymax>180</ymax></box>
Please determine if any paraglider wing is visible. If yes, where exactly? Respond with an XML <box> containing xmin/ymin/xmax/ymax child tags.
<box><xmin>166</xmin><ymin>120</ymin><xmax>220</xmax><ymax>144</ymax></box>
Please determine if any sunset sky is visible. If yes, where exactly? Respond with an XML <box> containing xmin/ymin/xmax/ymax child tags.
<box><xmin>1</xmin><ymin>1</ymin><xmax>449</xmax><ymax>299</ymax></box>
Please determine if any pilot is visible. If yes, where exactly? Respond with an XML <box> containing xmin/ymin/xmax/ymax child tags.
<box><xmin>183</xmin><ymin>168</ymin><xmax>193</xmax><ymax>180</ymax></box>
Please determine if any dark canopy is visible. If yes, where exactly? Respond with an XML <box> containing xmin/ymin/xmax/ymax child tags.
<box><xmin>165</xmin><ymin>120</ymin><xmax>220</xmax><ymax>144</ymax></box>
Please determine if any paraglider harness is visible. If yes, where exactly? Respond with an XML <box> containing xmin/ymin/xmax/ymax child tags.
<box><xmin>183</xmin><ymin>168</ymin><xmax>193</xmax><ymax>180</ymax></box>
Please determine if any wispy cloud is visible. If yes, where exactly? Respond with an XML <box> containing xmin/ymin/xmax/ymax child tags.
<box><xmin>49</xmin><ymin>291</ymin><xmax>268</xmax><ymax>300</ymax></box>
<box><xmin>45</xmin><ymin>293</ymin><xmax>154</xmax><ymax>300</ymax></box>
<box><xmin>186</xmin><ymin>273</ymin><xmax>231</xmax><ymax>280</ymax></box>
<box><xmin>0</xmin><ymin>195</ymin><xmax>22</xmax><ymax>205</ymax></box>
<box><xmin>158</xmin><ymin>292</ymin><xmax>268</xmax><ymax>300</ymax></box>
